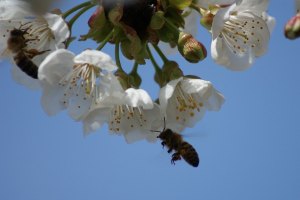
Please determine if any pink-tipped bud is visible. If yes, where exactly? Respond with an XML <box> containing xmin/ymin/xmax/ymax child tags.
<box><xmin>88</xmin><ymin>6</ymin><xmax>106</xmax><ymax>28</ymax></box>
<box><xmin>200</xmin><ymin>12</ymin><xmax>214</xmax><ymax>30</ymax></box>
<box><xmin>284</xmin><ymin>13</ymin><xmax>300</xmax><ymax>40</ymax></box>
<box><xmin>178</xmin><ymin>32</ymin><xmax>207</xmax><ymax>63</ymax></box>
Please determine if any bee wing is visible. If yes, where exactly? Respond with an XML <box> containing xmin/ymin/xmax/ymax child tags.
<box><xmin>0</xmin><ymin>48</ymin><xmax>11</xmax><ymax>59</ymax></box>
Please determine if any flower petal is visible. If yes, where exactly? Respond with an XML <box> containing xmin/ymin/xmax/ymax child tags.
<box><xmin>38</xmin><ymin>49</ymin><xmax>75</xmax><ymax>84</ymax></box>
<box><xmin>74</xmin><ymin>49</ymin><xmax>117</xmax><ymax>71</ymax></box>
<box><xmin>235</xmin><ymin>0</ymin><xmax>269</xmax><ymax>15</ymax></box>
<box><xmin>124</xmin><ymin>88</ymin><xmax>154</xmax><ymax>109</ymax></box>
<box><xmin>44</xmin><ymin>13</ymin><xmax>70</xmax><ymax>45</ymax></box>
<box><xmin>159</xmin><ymin>77</ymin><xmax>182</xmax><ymax>113</ymax></box>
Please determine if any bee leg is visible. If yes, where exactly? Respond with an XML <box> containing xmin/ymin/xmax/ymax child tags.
<box><xmin>161</xmin><ymin>141</ymin><xmax>166</xmax><ymax>148</ymax></box>
<box><xmin>25</xmin><ymin>49</ymin><xmax>50</xmax><ymax>59</ymax></box>
<box><xmin>171</xmin><ymin>152</ymin><xmax>181</xmax><ymax>165</ymax></box>
<box><xmin>167</xmin><ymin>148</ymin><xmax>173</xmax><ymax>153</ymax></box>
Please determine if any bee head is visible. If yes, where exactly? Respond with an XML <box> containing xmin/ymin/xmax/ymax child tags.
<box><xmin>157</xmin><ymin>129</ymin><xmax>173</xmax><ymax>139</ymax></box>
<box><xmin>10</xmin><ymin>29</ymin><xmax>26</xmax><ymax>37</ymax></box>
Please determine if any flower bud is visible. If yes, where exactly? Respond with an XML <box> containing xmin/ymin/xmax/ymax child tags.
<box><xmin>154</xmin><ymin>70</ymin><xmax>166</xmax><ymax>88</ymax></box>
<box><xmin>115</xmin><ymin>69</ymin><xmax>130</xmax><ymax>90</ymax></box>
<box><xmin>162</xmin><ymin>61</ymin><xmax>183</xmax><ymax>82</ymax></box>
<box><xmin>178</xmin><ymin>32</ymin><xmax>207</xmax><ymax>63</ymax></box>
<box><xmin>169</xmin><ymin>0</ymin><xmax>192</xmax><ymax>10</ymax></box>
<box><xmin>284</xmin><ymin>13</ymin><xmax>300</xmax><ymax>40</ymax></box>
<box><xmin>200</xmin><ymin>12</ymin><xmax>214</xmax><ymax>30</ymax></box>
<box><xmin>129</xmin><ymin>71</ymin><xmax>142</xmax><ymax>88</ymax></box>
<box><xmin>150</xmin><ymin>11</ymin><xmax>165</xmax><ymax>30</ymax></box>
<box><xmin>88</xmin><ymin>6</ymin><xmax>106</xmax><ymax>28</ymax></box>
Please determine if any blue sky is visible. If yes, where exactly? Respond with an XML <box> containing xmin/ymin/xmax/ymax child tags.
<box><xmin>0</xmin><ymin>1</ymin><xmax>300</xmax><ymax>200</ymax></box>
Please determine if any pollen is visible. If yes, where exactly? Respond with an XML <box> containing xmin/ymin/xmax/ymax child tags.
<box><xmin>221</xmin><ymin>13</ymin><xmax>268</xmax><ymax>55</ymax></box>
<box><xmin>109</xmin><ymin>104</ymin><xmax>148</xmax><ymax>133</ymax></box>
<box><xmin>172</xmin><ymin>82</ymin><xmax>204</xmax><ymax>121</ymax></box>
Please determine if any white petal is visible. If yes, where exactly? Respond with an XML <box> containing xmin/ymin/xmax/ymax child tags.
<box><xmin>159</xmin><ymin>77</ymin><xmax>182</xmax><ymax>112</ymax></box>
<box><xmin>211</xmin><ymin>5</ymin><xmax>233</xmax><ymax>39</ymax></box>
<box><xmin>180</xmin><ymin>78</ymin><xmax>211</xmax><ymax>94</ymax></box>
<box><xmin>74</xmin><ymin>49</ymin><xmax>117</xmax><ymax>71</ymax></box>
<box><xmin>38</xmin><ymin>49</ymin><xmax>75</xmax><ymax>84</ymax></box>
<box><xmin>235</xmin><ymin>0</ymin><xmax>269</xmax><ymax>15</ymax></box>
<box><xmin>44</xmin><ymin>13</ymin><xmax>70</xmax><ymax>45</ymax></box>
<box><xmin>212</xmin><ymin>37</ymin><xmax>254</xmax><ymax>70</ymax></box>
<box><xmin>0</xmin><ymin>0</ymin><xmax>32</xmax><ymax>19</ymax></box>
<box><xmin>40</xmin><ymin>84</ymin><xmax>66</xmax><ymax>116</ymax></box>
<box><xmin>262</xmin><ymin>12</ymin><xmax>276</xmax><ymax>33</ymax></box>
<box><xmin>82</xmin><ymin>107</ymin><xmax>111</xmax><ymax>134</ymax></box>
<box><xmin>197</xmin><ymin>0</ymin><xmax>235</xmax><ymax>9</ymax></box>
<box><xmin>67</xmin><ymin>88</ymin><xmax>93</xmax><ymax>121</ymax></box>
<box><xmin>115</xmin><ymin>104</ymin><xmax>162</xmax><ymax>143</ymax></box>
<box><xmin>206</xmin><ymin>89</ymin><xmax>225</xmax><ymax>111</ymax></box>
<box><xmin>124</xmin><ymin>88</ymin><xmax>154</xmax><ymax>109</ymax></box>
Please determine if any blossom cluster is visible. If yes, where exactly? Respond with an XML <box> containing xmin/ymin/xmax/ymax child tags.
<box><xmin>1</xmin><ymin>0</ymin><xmax>289</xmax><ymax>144</ymax></box>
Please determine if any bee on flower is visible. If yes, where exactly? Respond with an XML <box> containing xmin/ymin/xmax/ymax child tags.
<box><xmin>0</xmin><ymin>0</ymin><xmax>69</xmax><ymax>89</ymax></box>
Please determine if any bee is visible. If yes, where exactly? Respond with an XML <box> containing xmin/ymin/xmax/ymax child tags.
<box><xmin>155</xmin><ymin>119</ymin><xmax>200</xmax><ymax>167</ymax></box>
<box><xmin>7</xmin><ymin>28</ymin><xmax>48</xmax><ymax>79</ymax></box>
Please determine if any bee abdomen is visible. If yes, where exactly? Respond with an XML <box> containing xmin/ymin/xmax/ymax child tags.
<box><xmin>180</xmin><ymin>142</ymin><xmax>199</xmax><ymax>167</ymax></box>
<box><xmin>13</xmin><ymin>52</ymin><xmax>38</xmax><ymax>79</ymax></box>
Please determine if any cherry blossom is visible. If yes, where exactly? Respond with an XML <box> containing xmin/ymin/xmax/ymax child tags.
<box><xmin>0</xmin><ymin>0</ymin><xmax>69</xmax><ymax>88</ymax></box>
<box><xmin>82</xmin><ymin>88</ymin><xmax>162</xmax><ymax>143</ymax></box>
<box><xmin>159</xmin><ymin>77</ymin><xmax>224</xmax><ymax>132</ymax></box>
<box><xmin>211</xmin><ymin>0</ymin><xmax>273</xmax><ymax>70</ymax></box>
<box><xmin>38</xmin><ymin>49</ymin><xmax>118</xmax><ymax>120</ymax></box>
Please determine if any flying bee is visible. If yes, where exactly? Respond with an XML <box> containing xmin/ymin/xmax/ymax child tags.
<box><xmin>6</xmin><ymin>28</ymin><xmax>49</xmax><ymax>79</ymax></box>
<box><xmin>154</xmin><ymin>119</ymin><xmax>200</xmax><ymax>167</ymax></box>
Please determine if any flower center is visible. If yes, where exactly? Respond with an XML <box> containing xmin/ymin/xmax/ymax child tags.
<box><xmin>22</xmin><ymin>18</ymin><xmax>55</xmax><ymax>49</ymax></box>
<box><xmin>58</xmin><ymin>63</ymin><xmax>101</xmax><ymax>106</ymax></box>
<box><xmin>109</xmin><ymin>105</ymin><xmax>147</xmax><ymax>132</ymax></box>
<box><xmin>173</xmin><ymin>83</ymin><xmax>203</xmax><ymax>120</ymax></box>
<box><xmin>220</xmin><ymin>13</ymin><xmax>265</xmax><ymax>55</ymax></box>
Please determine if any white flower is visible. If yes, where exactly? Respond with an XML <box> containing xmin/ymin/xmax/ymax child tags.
<box><xmin>82</xmin><ymin>87</ymin><xmax>162</xmax><ymax>143</ymax></box>
<box><xmin>38</xmin><ymin>49</ymin><xmax>118</xmax><ymax>120</ymax></box>
<box><xmin>159</xmin><ymin>77</ymin><xmax>224</xmax><ymax>132</ymax></box>
<box><xmin>211</xmin><ymin>0</ymin><xmax>273</xmax><ymax>70</ymax></box>
<box><xmin>197</xmin><ymin>0</ymin><xmax>235</xmax><ymax>9</ymax></box>
<box><xmin>0</xmin><ymin>0</ymin><xmax>69</xmax><ymax>88</ymax></box>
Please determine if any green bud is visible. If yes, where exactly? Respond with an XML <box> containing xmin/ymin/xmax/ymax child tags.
<box><xmin>114</xmin><ymin>69</ymin><xmax>130</xmax><ymax>90</ymax></box>
<box><xmin>200</xmin><ymin>12</ymin><xmax>214</xmax><ymax>30</ymax></box>
<box><xmin>169</xmin><ymin>0</ymin><xmax>192</xmax><ymax>10</ymax></box>
<box><xmin>108</xmin><ymin>4</ymin><xmax>123</xmax><ymax>25</ymax></box>
<box><xmin>150</xmin><ymin>11</ymin><xmax>165</xmax><ymax>30</ymax></box>
<box><xmin>162</xmin><ymin>61</ymin><xmax>183</xmax><ymax>82</ymax></box>
<box><xmin>154</xmin><ymin>70</ymin><xmax>166</xmax><ymax>88</ymax></box>
<box><xmin>285</xmin><ymin>13</ymin><xmax>300</xmax><ymax>40</ymax></box>
<box><xmin>129</xmin><ymin>71</ymin><xmax>142</xmax><ymax>88</ymax></box>
<box><xmin>178</xmin><ymin>32</ymin><xmax>207</xmax><ymax>63</ymax></box>
<box><xmin>88</xmin><ymin>6</ymin><xmax>106</xmax><ymax>29</ymax></box>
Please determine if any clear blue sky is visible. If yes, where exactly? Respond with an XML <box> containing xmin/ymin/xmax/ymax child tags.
<box><xmin>1</xmin><ymin>1</ymin><xmax>300</xmax><ymax>200</ymax></box>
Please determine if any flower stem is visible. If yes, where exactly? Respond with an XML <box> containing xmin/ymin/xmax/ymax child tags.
<box><xmin>115</xmin><ymin>41</ymin><xmax>122</xmax><ymax>70</ymax></box>
<box><xmin>130</xmin><ymin>62</ymin><xmax>139</xmax><ymax>74</ymax></box>
<box><xmin>164</xmin><ymin>17</ymin><xmax>180</xmax><ymax>34</ymax></box>
<box><xmin>96</xmin><ymin>29</ymin><xmax>114</xmax><ymax>50</ymax></box>
<box><xmin>62</xmin><ymin>1</ymin><xmax>92</xmax><ymax>19</ymax></box>
<box><xmin>68</xmin><ymin>4</ymin><xmax>95</xmax><ymax>31</ymax></box>
<box><xmin>146</xmin><ymin>44</ymin><xmax>161</xmax><ymax>73</ymax></box>
<box><xmin>152</xmin><ymin>44</ymin><xmax>169</xmax><ymax>63</ymax></box>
